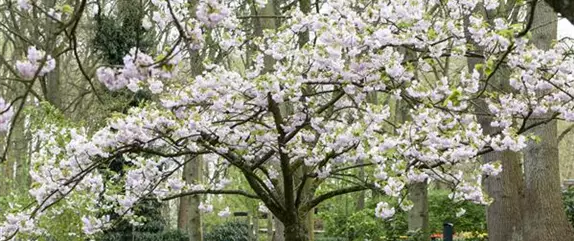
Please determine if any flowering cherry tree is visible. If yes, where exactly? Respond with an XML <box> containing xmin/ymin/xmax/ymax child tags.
<box><xmin>2</xmin><ymin>0</ymin><xmax>574</xmax><ymax>240</ymax></box>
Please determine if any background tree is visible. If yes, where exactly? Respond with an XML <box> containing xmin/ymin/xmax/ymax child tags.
<box><xmin>522</xmin><ymin>1</ymin><xmax>574</xmax><ymax>240</ymax></box>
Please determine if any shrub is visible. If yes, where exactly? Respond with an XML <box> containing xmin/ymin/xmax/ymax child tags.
<box><xmin>319</xmin><ymin>189</ymin><xmax>486</xmax><ymax>241</ymax></box>
<box><xmin>203</xmin><ymin>220</ymin><xmax>250</xmax><ymax>241</ymax></box>
<box><xmin>563</xmin><ymin>186</ymin><xmax>574</xmax><ymax>226</ymax></box>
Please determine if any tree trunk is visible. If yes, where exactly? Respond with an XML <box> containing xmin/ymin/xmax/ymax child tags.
<box><xmin>284</xmin><ymin>220</ymin><xmax>309</xmax><ymax>241</ymax></box>
<box><xmin>267</xmin><ymin>214</ymin><xmax>274</xmax><ymax>241</ymax></box>
<box><xmin>178</xmin><ymin>156</ymin><xmax>203</xmax><ymax>241</ymax></box>
<box><xmin>395</xmin><ymin>69</ymin><xmax>430</xmax><ymax>239</ymax></box>
<box><xmin>273</xmin><ymin>217</ymin><xmax>285</xmax><ymax>241</ymax></box>
<box><xmin>13</xmin><ymin>115</ymin><xmax>29</xmax><ymax>193</ymax></box>
<box><xmin>522</xmin><ymin>1</ymin><xmax>574</xmax><ymax>240</ymax></box>
<box><xmin>252</xmin><ymin>211</ymin><xmax>259</xmax><ymax>241</ymax></box>
<box><xmin>464</xmin><ymin>7</ymin><xmax>525</xmax><ymax>240</ymax></box>
<box><xmin>470</xmin><ymin>49</ymin><xmax>525</xmax><ymax>241</ymax></box>
<box><xmin>523</xmin><ymin>119</ymin><xmax>574</xmax><ymax>241</ymax></box>
<box><xmin>544</xmin><ymin>0</ymin><xmax>574</xmax><ymax>24</ymax></box>
<box><xmin>483</xmin><ymin>151</ymin><xmax>524</xmax><ymax>241</ymax></box>
<box><xmin>408</xmin><ymin>182</ymin><xmax>429</xmax><ymax>239</ymax></box>
<box><xmin>306</xmin><ymin>209</ymin><xmax>314</xmax><ymax>241</ymax></box>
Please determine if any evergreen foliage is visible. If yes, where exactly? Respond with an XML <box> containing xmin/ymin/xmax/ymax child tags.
<box><xmin>98</xmin><ymin>199</ymin><xmax>187</xmax><ymax>241</ymax></box>
<box><xmin>92</xmin><ymin>0</ymin><xmax>154</xmax><ymax>65</ymax></box>
<box><xmin>203</xmin><ymin>221</ymin><xmax>250</xmax><ymax>241</ymax></box>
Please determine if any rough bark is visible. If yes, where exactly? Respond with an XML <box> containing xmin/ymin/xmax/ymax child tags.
<box><xmin>463</xmin><ymin>5</ymin><xmax>526</xmax><ymax>239</ymax></box>
<box><xmin>469</xmin><ymin>50</ymin><xmax>525</xmax><ymax>241</ymax></box>
<box><xmin>284</xmin><ymin>220</ymin><xmax>309</xmax><ymax>241</ymax></box>
<box><xmin>482</xmin><ymin>151</ymin><xmax>524</xmax><ymax>241</ymax></box>
<box><xmin>273</xmin><ymin>217</ymin><xmax>285</xmax><ymax>241</ymax></box>
<box><xmin>522</xmin><ymin>1</ymin><xmax>574</xmax><ymax>240</ymax></box>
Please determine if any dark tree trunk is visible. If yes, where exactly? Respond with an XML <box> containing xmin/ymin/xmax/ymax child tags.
<box><xmin>544</xmin><ymin>0</ymin><xmax>574</xmax><ymax>24</ymax></box>
<box><xmin>284</xmin><ymin>220</ymin><xmax>309</xmax><ymax>241</ymax></box>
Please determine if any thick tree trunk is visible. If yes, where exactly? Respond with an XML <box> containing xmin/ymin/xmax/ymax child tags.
<box><xmin>284</xmin><ymin>221</ymin><xmax>309</xmax><ymax>241</ymax></box>
<box><xmin>178</xmin><ymin>157</ymin><xmax>203</xmax><ymax>241</ymax></box>
<box><xmin>273</xmin><ymin>217</ymin><xmax>285</xmax><ymax>241</ymax></box>
<box><xmin>522</xmin><ymin>2</ymin><xmax>574</xmax><ymax>240</ymax></box>
<box><xmin>464</xmin><ymin>7</ymin><xmax>525</xmax><ymax>240</ymax></box>
<box><xmin>483</xmin><ymin>151</ymin><xmax>524</xmax><ymax>241</ymax></box>
<box><xmin>523</xmin><ymin>117</ymin><xmax>574</xmax><ymax>241</ymax></box>
<box><xmin>470</xmin><ymin>51</ymin><xmax>525</xmax><ymax>241</ymax></box>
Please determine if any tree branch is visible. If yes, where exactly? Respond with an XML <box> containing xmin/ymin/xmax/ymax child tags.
<box><xmin>163</xmin><ymin>189</ymin><xmax>260</xmax><ymax>201</ymax></box>
<box><xmin>301</xmin><ymin>184</ymin><xmax>377</xmax><ymax>213</ymax></box>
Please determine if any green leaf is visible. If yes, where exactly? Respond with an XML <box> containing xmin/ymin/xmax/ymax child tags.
<box><xmin>444</xmin><ymin>89</ymin><xmax>462</xmax><ymax>106</ymax></box>
<box><xmin>474</xmin><ymin>63</ymin><xmax>484</xmax><ymax>71</ymax></box>
<box><xmin>530</xmin><ymin>135</ymin><xmax>542</xmax><ymax>143</ymax></box>
<box><xmin>428</xmin><ymin>28</ymin><xmax>438</xmax><ymax>40</ymax></box>
<box><xmin>62</xmin><ymin>4</ymin><xmax>73</xmax><ymax>14</ymax></box>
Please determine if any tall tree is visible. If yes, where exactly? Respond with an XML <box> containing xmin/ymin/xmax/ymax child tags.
<box><xmin>523</xmin><ymin>1</ymin><xmax>574</xmax><ymax>240</ymax></box>
<box><xmin>463</xmin><ymin>3</ymin><xmax>525</xmax><ymax>240</ymax></box>
<box><xmin>177</xmin><ymin>0</ymin><xmax>205</xmax><ymax>238</ymax></box>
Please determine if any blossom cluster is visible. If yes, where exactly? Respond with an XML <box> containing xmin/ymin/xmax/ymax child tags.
<box><xmin>96</xmin><ymin>48</ymin><xmax>174</xmax><ymax>93</ymax></box>
<box><xmin>0</xmin><ymin>98</ymin><xmax>13</xmax><ymax>132</ymax></box>
<box><xmin>16</xmin><ymin>47</ymin><xmax>56</xmax><ymax>80</ymax></box>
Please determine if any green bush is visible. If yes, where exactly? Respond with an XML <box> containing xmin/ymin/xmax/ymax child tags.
<box><xmin>98</xmin><ymin>199</ymin><xmax>187</xmax><ymax>241</ymax></box>
<box><xmin>203</xmin><ymin>221</ymin><xmax>250</xmax><ymax>241</ymax></box>
<box><xmin>428</xmin><ymin>190</ymin><xmax>486</xmax><ymax>233</ymax></box>
<box><xmin>319</xmin><ymin>189</ymin><xmax>486</xmax><ymax>241</ymax></box>
<box><xmin>319</xmin><ymin>199</ymin><xmax>408</xmax><ymax>241</ymax></box>
<box><xmin>563</xmin><ymin>186</ymin><xmax>574</xmax><ymax>226</ymax></box>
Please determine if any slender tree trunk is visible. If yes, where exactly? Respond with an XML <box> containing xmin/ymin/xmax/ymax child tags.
<box><xmin>306</xmin><ymin>209</ymin><xmax>314</xmax><ymax>241</ymax></box>
<box><xmin>161</xmin><ymin>200</ymin><xmax>171</xmax><ymax>228</ymax></box>
<box><xmin>176</xmin><ymin>1</ymin><xmax>205</xmax><ymax>239</ymax></box>
<box><xmin>13</xmin><ymin>115</ymin><xmax>29</xmax><ymax>193</ymax></box>
<box><xmin>178</xmin><ymin>156</ymin><xmax>204</xmax><ymax>241</ymax></box>
<box><xmin>253</xmin><ymin>211</ymin><xmax>259</xmax><ymax>241</ymax></box>
<box><xmin>408</xmin><ymin>182</ymin><xmax>429</xmax><ymax>239</ymax></box>
<box><xmin>396</xmin><ymin>50</ymin><xmax>430</xmax><ymax>239</ymax></box>
<box><xmin>522</xmin><ymin>1</ymin><xmax>574</xmax><ymax>240</ymax></box>
<box><xmin>267</xmin><ymin>214</ymin><xmax>274</xmax><ymax>241</ymax></box>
